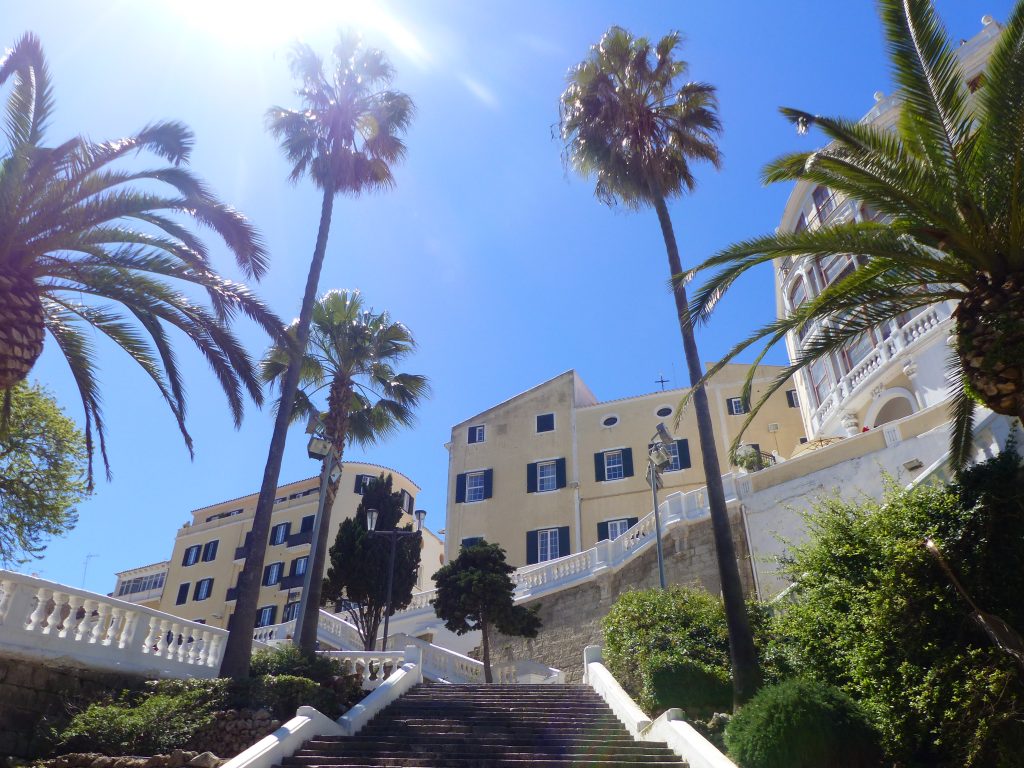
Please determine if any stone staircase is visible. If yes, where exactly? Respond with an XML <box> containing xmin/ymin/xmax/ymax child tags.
<box><xmin>280</xmin><ymin>683</ymin><xmax>686</xmax><ymax>767</ymax></box>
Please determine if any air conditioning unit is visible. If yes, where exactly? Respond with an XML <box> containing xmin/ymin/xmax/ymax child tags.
<box><xmin>767</xmin><ymin>423</ymin><xmax>780</xmax><ymax>433</ymax></box>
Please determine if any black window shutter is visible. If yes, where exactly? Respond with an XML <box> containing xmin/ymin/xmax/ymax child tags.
<box><xmin>483</xmin><ymin>469</ymin><xmax>494</xmax><ymax>499</ymax></box>
<box><xmin>193</xmin><ymin>581</ymin><xmax>202</xmax><ymax>601</ymax></box>
<box><xmin>597</xmin><ymin>521</ymin><xmax>610</xmax><ymax>542</ymax></box>
<box><xmin>676</xmin><ymin>439</ymin><xmax>691</xmax><ymax>469</ymax></box>
<box><xmin>526</xmin><ymin>530</ymin><xmax>539</xmax><ymax>565</ymax></box>
<box><xmin>353</xmin><ymin>474</ymin><xmax>364</xmax><ymax>493</ymax></box>
<box><xmin>622</xmin><ymin>448</ymin><xmax>634</xmax><ymax>477</ymax></box>
<box><xmin>455</xmin><ymin>473</ymin><xmax>467</xmax><ymax>503</ymax></box>
<box><xmin>181</xmin><ymin>547</ymin><xmax>191</xmax><ymax>566</ymax></box>
<box><xmin>594</xmin><ymin>453</ymin><xmax>605</xmax><ymax>482</ymax></box>
<box><xmin>555</xmin><ymin>458</ymin><xmax>567</xmax><ymax>489</ymax></box>
<box><xmin>557</xmin><ymin>526</ymin><xmax>570</xmax><ymax>557</ymax></box>
<box><xmin>283</xmin><ymin>521</ymin><xmax>291</xmax><ymax>538</ymax></box>
<box><xmin>262</xmin><ymin>564</ymin><xmax>272</xmax><ymax>586</ymax></box>
<box><xmin>175</xmin><ymin>583</ymin><xmax>189</xmax><ymax>605</ymax></box>
<box><xmin>526</xmin><ymin>463</ymin><xmax>538</xmax><ymax>493</ymax></box>
<box><xmin>268</xmin><ymin>606</ymin><xmax>277</xmax><ymax>625</ymax></box>
<box><xmin>301</xmin><ymin>515</ymin><xmax>314</xmax><ymax>532</ymax></box>
<box><xmin>627</xmin><ymin>517</ymin><xmax>639</xmax><ymax>529</ymax></box>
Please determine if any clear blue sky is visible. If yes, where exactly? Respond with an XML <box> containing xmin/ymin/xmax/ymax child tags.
<box><xmin>8</xmin><ymin>0</ymin><xmax>1011</xmax><ymax>591</ymax></box>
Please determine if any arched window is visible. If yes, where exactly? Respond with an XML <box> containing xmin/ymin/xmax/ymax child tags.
<box><xmin>789</xmin><ymin>277</ymin><xmax>807</xmax><ymax>310</ymax></box>
<box><xmin>812</xmin><ymin>185</ymin><xmax>835</xmax><ymax>224</ymax></box>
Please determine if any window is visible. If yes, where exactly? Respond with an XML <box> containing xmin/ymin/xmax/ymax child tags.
<box><xmin>175</xmin><ymin>583</ymin><xmax>190</xmax><ymax>606</ymax></box>
<box><xmin>607</xmin><ymin>519</ymin><xmax>631</xmax><ymax>539</ymax></box>
<box><xmin>538</xmin><ymin>528</ymin><xmax>560</xmax><ymax>561</ymax></box>
<box><xmin>466</xmin><ymin>472</ymin><xmax>486</xmax><ymax>502</ymax></box>
<box><xmin>812</xmin><ymin>185</ymin><xmax>835</xmax><ymax>223</ymax></box>
<box><xmin>526</xmin><ymin>526</ymin><xmax>569</xmax><ymax>565</ymax></box>
<box><xmin>537</xmin><ymin>461</ymin><xmax>557</xmax><ymax>492</ymax></box>
<box><xmin>300</xmin><ymin>515</ymin><xmax>314</xmax><ymax>533</ymax></box>
<box><xmin>604</xmin><ymin>450</ymin><xmax>624</xmax><ymax>480</ymax></box>
<box><xmin>182</xmin><ymin>545</ymin><xmax>201</xmax><ymax>567</ymax></box>
<box><xmin>536</xmin><ymin>413</ymin><xmax>555</xmax><ymax>433</ymax></box>
<box><xmin>789</xmin><ymin>278</ymin><xmax>807</xmax><ymax>310</ymax></box>
<box><xmin>817</xmin><ymin>254</ymin><xmax>855</xmax><ymax>286</ymax></box>
<box><xmin>786</xmin><ymin>389</ymin><xmax>800</xmax><ymax>408</ymax></box>
<box><xmin>456</xmin><ymin>469</ymin><xmax>493</xmax><ymax>503</ymax></box>
<box><xmin>193</xmin><ymin>578</ymin><xmax>213</xmax><ymax>602</ymax></box>
<box><xmin>656</xmin><ymin>406</ymin><xmax>673</xmax><ymax>418</ymax></box>
<box><xmin>353</xmin><ymin>474</ymin><xmax>376</xmax><ymax>495</ymax></box>
<box><xmin>461</xmin><ymin>536</ymin><xmax>483</xmax><ymax>549</ymax></box>
<box><xmin>468</xmin><ymin>425</ymin><xmax>485</xmax><ymax>444</ymax></box>
<box><xmin>270</xmin><ymin>522</ymin><xmax>290</xmax><ymax>546</ymax></box>
<box><xmin>794</xmin><ymin>212</ymin><xmax>808</xmax><ymax>233</ymax></box>
<box><xmin>282</xmin><ymin>601</ymin><xmax>300</xmax><ymax>623</ymax></box>
<box><xmin>263</xmin><ymin>562</ymin><xmax>283</xmax><ymax>587</ymax></box>
<box><xmin>808</xmin><ymin>358</ymin><xmax>832</xmax><ymax>406</ymax></box>
<box><xmin>727</xmin><ymin>397</ymin><xmax>750</xmax><ymax>415</ymax></box>
<box><xmin>255</xmin><ymin>605</ymin><xmax>276</xmax><ymax>628</ymax></box>
<box><xmin>201</xmin><ymin>540</ymin><xmax>219</xmax><ymax>562</ymax></box>
<box><xmin>292</xmin><ymin>556</ymin><xmax>308</xmax><ymax>577</ymax></box>
<box><xmin>601</xmin><ymin>415</ymin><xmax>619</xmax><ymax>427</ymax></box>
<box><xmin>665</xmin><ymin>439</ymin><xmax>691</xmax><ymax>471</ymax></box>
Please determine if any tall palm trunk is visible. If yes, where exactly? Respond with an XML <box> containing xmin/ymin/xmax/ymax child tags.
<box><xmin>296</xmin><ymin>379</ymin><xmax>351</xmax><ymax>655</ymax></box>
<box><xmin>653</xmin><ymin>195</ymin><xmax>761</xmax><ymax>705</ymax></box>
<box><xmin>219</xmin><ymin>184</ymin><xmax>336</xmax><ymax>679</ymax></box>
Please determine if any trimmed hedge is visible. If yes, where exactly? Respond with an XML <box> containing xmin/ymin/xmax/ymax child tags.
<box><xmin>725</xmin><ymin>678</ymin><xmax>881</xmax><ymax>768</ymax></box>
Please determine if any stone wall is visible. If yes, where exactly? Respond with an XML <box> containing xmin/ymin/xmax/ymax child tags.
<box><xmin>0</xmin><ymin>656</ymin><xmax>145</xmax><ymax>759</ymax></box>
<box><xmin>488</xmin><ymin>510</ymin><xmax>755</xmax><ymax>682</ymax></box>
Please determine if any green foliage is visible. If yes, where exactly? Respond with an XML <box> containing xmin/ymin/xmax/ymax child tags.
<box><xmin>776</xmin><ymin>448</ymin><xmax>1024</xmax><ymax>766</ymax></box>
<box><xmin>249</xmin><ymin>644</ymin><xmax>341</xmax><ymax>685</ymax></box>
<box><xmin>602</xmin><ymin>587</ymin><xmax>789</xmax><ymax>717</ymax></box>
<box><xmin>321</xmin><ymin>474</ymin><xmax>422</xmax><ymax>649</ymax></box>
<box><xmin>0</xmin><ymin>381</ymin><xmax>88</xmax><ymax>565</ymax></box>
<box><xmin>725</xmin><ymin>678</ymin><xmax>881</xmax><ymax>768</ymax></box>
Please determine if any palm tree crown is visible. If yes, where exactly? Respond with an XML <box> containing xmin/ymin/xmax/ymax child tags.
<box><xmin>266</xmin><ymin>31</ymin><xmax>414</xmax><ymax>197</ymax></box>
<box><xmin>686</xmin><ymin>0</ymin><xmax>1024</xmax><ymax>467</ymax></box>
<box><xmin>0</xmin><ymin>33</ymin><xmax>280</xmax><ymax>483</ymax></box>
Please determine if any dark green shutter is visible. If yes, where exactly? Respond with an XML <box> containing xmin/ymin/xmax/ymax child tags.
<box><xmin>622</xmin><ymin>448</ymin><xmax>634</xmax><ymax>477</ymax></box>
<box><xmin>353</xmin><ymin>474</ymin><xmax>363</xmax><ymax>493</ymax></box>
<box><xmin>597</xmin><ymin>521</ymin><xmax>609</xmax><ymax>541</ymax></box>
<box><xmin>175</xmin><ymin>583</ymin><xmax>189</xmax><ymax>605</ymax></box>
<box><xmin>557</xmin><ymin>526</ymin><xmax>570</xmax><ymax>557</ymax></box>
<box><xmin>483</xmin><ymin>469</ymin><xmax>494</xmax><ymax>499</ymax></box>
<box><xmin>526</xmin><ymin>463</ymin><xmax>538</xmax><ymax>493</ymax></box>
<box><xmin>594</xmin><ymin>452</ymin><xmax>605</xmax><ymax>482</ymax></box>
<box><xmin>555</xmin><ymin>458</ymin><xmax>567</xmax><ymax>489</ymax></box>
<box><xmin>676</xmin><ymin>439</ymin><xmax>691</xmax><ymax>469</ymax></box>
<box><xmin>627</xmin><ymin>517</ymin><xmax>639</xmax><ymax>530</ymax></box>
<box><xmin>455</xmin><ymin>473</ymin><xmax>466</xmax><ymax>503</ymax></box>
<box><xmin>300</xmin><ymin>515</ymin><xmax>314</xmax><ymax>532</ymax></box>
<box><xmin>526</xmin><ymin>530</ymin><xmax>539</xmax><ymax>565</ymax></box>
<box><xmin>268</xmin><ymin>606</ymin><xmax>277</xmax><ymax>625</ymax></box>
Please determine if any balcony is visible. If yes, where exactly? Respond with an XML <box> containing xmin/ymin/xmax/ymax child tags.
<box><xmin>278</xmin><ymin>574</ymin><xmax>305</xmax><ymax>590</ymax></box>
<box><xmin>233</xmin><ymin>533</ymin><xmax>252</xmax><ymax>561</ymax></box>
<box><xmin>286</xmin><ymin>529</ymin><xmax>312</xmax><ymax>548</ymax></box>
<box><xmin>225</xmin><ymin>586</ymin><xmax>238</xmax><ymax>602</ymax></box>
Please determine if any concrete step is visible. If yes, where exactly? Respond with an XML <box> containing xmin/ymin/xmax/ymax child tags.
<box><xmin>303</xmin><ymin>737</ymin><xmax>651</xmax><ymax>749</ymax></box>
<box><xmin>282</xmin><ymin>759</ymin><xmax>683</xmax><ymax>768</ymax></box>
<box><xmin>291</xmin><ymin>749</ymin><xmax>677</xmax><ymax>761</ymax></box>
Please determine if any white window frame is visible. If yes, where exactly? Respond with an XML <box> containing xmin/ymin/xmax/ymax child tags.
<box><xmin>607</xmin><ymin>519</ymin><xmax>631</xmax><ymax>539</ymax></box>
<box><xmin>727</xmin><ymin>397</ymin><xmax>749</xmax><ymax>416</ymax></box>
<box><xmin>270</xmin><ymin>522</ymin><xmax>289</xmax><ymax>546</ymax></box>
<box><xmin>282</xmin><ymin>601</ymin><xmax>300</xmax><ymax>623</ymax></box>
<box><xmin>265</xmin><ymin>561</ymin><xmax>283</xmax><ymax>586</ymax></box>
<box><xmin>255</xmin><ymin>606</ymin><xmax>275</xmax><ymax>628</ymax></box>
<box><xmin>195</xmin><ymin>578</ymin><xmax>213</xmax><ymax>601</ymax></box>
<box><xmin>786</xmin><ymin>389</ymin><xmax>800</xmax><ymax>408</ymax></box>
<box><xmin>183</xmin><ymin>545</ymin><xmax>201</xmax><ymax>567</ymax></box>
<box><xmin>537</xmin><ymin>528</ymin><xmax>560</xmax><ymax>562</ymax></box>
<box><xmin>665</xmin><ymin>441</ymin><xmax>682</xmax><ymax>472</ymax></box>
<box><xmin>468</xmin><ymin>425</ymin><xmax>485</xmax><ymax>444</ymax></box>
<box><xmin>293</xmin><ymin>556</ymin><xmax>308</xmax><ymax>576</ymax></box>
<box><xmin>536</xmin><ymin>460</ymin><xmax>557</xmax><ymax>492</ymax></box>
<box><xmin>465</xmin><ymin>472</ymin><xmax>486</xmax><ymax>503</ymax></box>
<box><xmin>604</xmin><ymin>450</ymin><xmax>624</xmax><ymax>481</ymax></box>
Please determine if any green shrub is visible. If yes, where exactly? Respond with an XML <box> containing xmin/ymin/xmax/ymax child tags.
<box><xmin>248</xmin><ymin>674</ymin><xmax>340</xmax><ymax>720</ymax></box>
<box><xmin>648</xmin><ymin>659</ymin><xmax>732</xmax><ymax>720</ymax></box>
<box><xmin>776</xmin><ymin>446</ymin><xmax>1024</xmax><ymax>766</ymax></box>
<box><xmin>249</xmin><ymin>645</ymin><xmax>342</xmax><ymax>685</ymax></box>
<box><xmin>725</xmin><ymin>678</ymin><xmax>881</xmax><ymax>768</ymax></box>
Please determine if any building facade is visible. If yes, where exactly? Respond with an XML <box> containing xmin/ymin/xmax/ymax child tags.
<box><xmin>149</xmin><ymin>463</ymin><xmax>433</xmax><ymax>630</ymax></box>
<box><xmin>775</xmin><ymin>15</ymin><xmax>1001</xmax><ymax>442</ymax></box>
<box><xmin>111</xmin><ymin>560</ymin><xmax>169</xmax><ymax>610</ymax></box>
<box><xmin>444</xmin><ymin>364</ymin><xmax>805</xmax><ymax>567</ymax></box>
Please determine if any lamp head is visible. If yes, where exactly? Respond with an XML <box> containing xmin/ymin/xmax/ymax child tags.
<box><xmin>655</xmin><ymin>422</ymin><xmax>673</xmax><ymax>445</ymax></box>
<box><xmin>307</xmin><ymin>437</ymin><xmax>331</xmax><ymax>461</ymax></box>
<box><xmin>414</xmin><ymin>509</ymin><xmax>427</xmax><ymax>532</ymax></box>
<box><xmin>650</xmin><ymin>443</ymin><xmax>672</xmax><ymax>472</ymax></box>
<box><xmin>366</xmin><ymin>508</ymin><xmax>379</xmax><ymax>531</ymax></box>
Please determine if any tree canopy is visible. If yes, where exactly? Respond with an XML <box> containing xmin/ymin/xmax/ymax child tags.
<box><xmin>0</xmin><ymin>381</ymin><xmax>89</xmax><ymax>565</ymax></box>
<box><xmin>321</xmin><ymin>474</ymin><xmax>420</xmax><ymax>650</ymax></box>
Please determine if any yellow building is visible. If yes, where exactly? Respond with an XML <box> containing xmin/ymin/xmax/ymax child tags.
<box><xmin>153</xmin><ymin>463</ymin><xmax>430</xmax><ymax>630</ymax></box>
<box><xmin>444</xmin><ymin>364</ymin><xmax>805</xmax><ymax>567</ymax></box>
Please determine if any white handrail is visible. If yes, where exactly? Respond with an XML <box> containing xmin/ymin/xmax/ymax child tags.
<box><xmin>388</xmin><ymin>632</ymin><xmax>562</xmax><ymax>684</ymax></box>
<box><xmin>0</xmin><ymin>569</ymin><xmax>227</xmax><ymax>678</ymax></box>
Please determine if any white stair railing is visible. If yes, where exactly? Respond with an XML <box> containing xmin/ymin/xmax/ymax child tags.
<box><xmin>388</xmin><ymin>632</ymin><xmax>563</xmax><ymax>684</ymax></box>
<box><xmin>0</xmin><ymin>570</ymin><xmax>226</xmax><ymax>678</ymax></box>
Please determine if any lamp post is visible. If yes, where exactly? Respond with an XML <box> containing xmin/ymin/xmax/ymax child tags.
<box><xmin>367</xmin><ymin>506</ymin><xmax>426</xmax><ymax>651</ymax></box>
<box><xmin>293</xmin><ymin>414</ymin><xmax>342</xmax><ymax>651</ymax></box>
<box><xmin>648</xmin><ymin>422</ymin><xmax>674</xmax><ymax>590</ymax></box>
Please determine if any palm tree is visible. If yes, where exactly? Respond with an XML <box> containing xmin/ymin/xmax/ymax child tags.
<box><xmin>685</xmin><ymin>0</ymin><xmax>1024</xmax><ymax>469</ymax></box>
<box><xmin>262</xmin><ymin>289</ymin><xmax>428</xmax><ymax>655</ymax></box>
<box><xmin>219</xmin><ymin>32</ymin><xmax>413</xmax><ymax>678</ymax></box>
<box><xmin>0</xmin><ymin>33</ymin><xmax>278</xmax><ymax>486</ymax></box>
<box><xmin>560</xmin><ymin>26</ymin><xmax>761</xmax><ymax>703</ymax></box>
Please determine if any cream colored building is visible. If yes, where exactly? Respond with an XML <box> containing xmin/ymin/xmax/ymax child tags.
<box><xmin>151</xmin><ymin>463</ymin><xmax>436</xmax><ymax>631</ymax></box>
<box><xmin>444</xmin><ymin>364</ymin><xmax>805</xmax><ymax>567</ymax></box>
<box><xmin>111</xmin><ymin>560</ymin><xmax>169</xmax><ymax>610</ymax></box>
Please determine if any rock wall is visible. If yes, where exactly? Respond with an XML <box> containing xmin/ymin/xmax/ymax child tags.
<box><xmin>488</xmin><ymin>510</ymin><xmax>755</xmax><ymax>682</ymax></box>
<box><xmin>0</xmin><ymin>656</ymin><xmax>145</xmax><ymax>759</ymax></box>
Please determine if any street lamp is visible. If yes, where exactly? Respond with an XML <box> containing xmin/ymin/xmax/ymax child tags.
<box><xmin>293</xmin><ymin>414</ymin><xmax>342</xmax><ymax>651</ymax></box>
<box><xmin>648</xmin><ymin>422</ymin><xmax>674</xmax><ymax>590</ymax></box>
<box><xmin>367</xmin><ymin>506</ymin><xmax>425</xmax><ymax>651</ymax></box>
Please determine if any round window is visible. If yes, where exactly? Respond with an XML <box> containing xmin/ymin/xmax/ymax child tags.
<box><xmin>602</xmin><ymin>415</ymin><xmax>619</xmax><ymax>427</ymax></box>
<box><xmin>656</xmin><ymin>406</ymin><xmax>672</xmax><ymax>417</ymax></box>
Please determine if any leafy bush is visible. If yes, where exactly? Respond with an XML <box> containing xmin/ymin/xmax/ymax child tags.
<box><xmin>725</xmin><ymin>678</ymin><xmax>881</xmax><ymax>768</ymax></box>
<box><xmin>249</xmin><ymin>644</ymin><xmax>342</xmax><ymax>685</ymax></box>
<box><xmin>602</xmin><ymin>586</ymin><xmax>789</xmax><ymax>717</ymax></box>
<box><xmin>776</xmin><ymin>446</ymin><xmax>1024</xmax><ymax>766</ymax></box>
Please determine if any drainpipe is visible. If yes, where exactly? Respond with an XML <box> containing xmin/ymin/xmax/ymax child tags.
<box><xmin>739</xmin><ymin>503</ymin><xmax>763</xmax><ymax>602</ymax></box>
<box><xmin>571</xmin><ymin>398</ymin><xmax>582</xmax><ymax>553</ymax></box>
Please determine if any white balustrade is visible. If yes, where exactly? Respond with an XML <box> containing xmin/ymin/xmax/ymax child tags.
<box><xmin>319</xmin><ymin>650</ymin><xmax>406</xmax><ymax>690</ymax></box>
<box><xmin>0</xmin><ymin>570</ymin><xmax>226</xmax><ymax>678</ymax></box>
